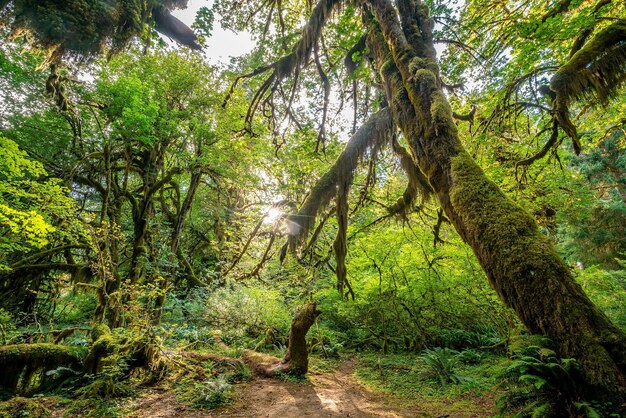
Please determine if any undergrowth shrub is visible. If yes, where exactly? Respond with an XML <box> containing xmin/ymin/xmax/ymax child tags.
<box><xmin>419</xmin><ymin>347</ymin><xmax>465</xmax><ymax>386</ymax></box>
<box><xmin>202</xmin><ymin>283</ymin><xmax>291</xmax><ymax>344</ymax></box>
<box><xmin>437</xmin><ymin>326</ymin><xmax>504</xmax><ymax>350</ymax></box>
<box><xmin>62</xmin><ymin>398</ymin><xmax>121</xmax><ymax>418</ymax></box>
<box><xmin>0</xmin><ymin>309</ymin><xmax>16</xmax><ymax>345</ymax></box>
<box><xmin>221</xmin><ymin>360</ymin><xmax>250</xmax><ymax>384</ymax></box>
<box><xmin>498</xmin><ymin>335</ymin><xmax>620</xmax><ymax>417</ymax></box>
<box><xmin>456</xmin><ymin>348</ymin><xmax>483</xmax><ymax>365</ymax></box>
<box><xmin>75</xmin><ymin>356</ymin><xmax>134</xmax><ymax>399</ymax></box>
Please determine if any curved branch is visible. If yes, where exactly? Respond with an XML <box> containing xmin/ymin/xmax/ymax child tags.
<box><xmin>286</xmin><ymin>107</ymin><xmax>394</xmax><ymax>244</ymax></box>
<box><xmin>10</xmin><ymin>244</ymin><xmax>91</xmax><ymax>270</ymax></box>
<box><xmin>515</xmin><ymin>120</ymin><xmax>560</xmax><ymax>173</ymax></box>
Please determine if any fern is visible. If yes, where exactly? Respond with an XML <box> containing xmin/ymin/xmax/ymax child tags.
<box><xmin>419</xmin><ymin>347</ymin><xmax>465</xmax><ymax>387</ymax></box>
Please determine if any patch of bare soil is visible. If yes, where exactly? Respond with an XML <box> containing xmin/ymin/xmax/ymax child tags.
<box><xmin>125</xmin><ymin>388</ymin><xmax>208</xmax><ymax>418</ymax></box>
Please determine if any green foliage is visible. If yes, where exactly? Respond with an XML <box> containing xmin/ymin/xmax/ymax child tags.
<box><xmin>558</xmin><ymin>131</ymin><xmax>626</xmax><ymax>268</ymax></box>
<box><xmin>192</xmin><ymin>6</ymin><xmax>214</xmax><ymax>39</ymax></box>
<box><xmin>314</xmin><ymin>206</ymin><xmax>508</xmax><ymax>354</ymax></box>
<box><xmin>437</xmin><ymin>327</ymin><xmax>504</xmax><ymax>350</ymax></box>
<box><xmin>0</xmin><ymin>136</ymin><xmax>77</xmax><ymax>269</ymax></box>
<box><xmin>75</xmin><ymin>356</ymin><xmax>135</xmax><ymax>399</ymax></box>
<box><xmin>202</xmin><ymin>283</ymin><xmax>291</xmax><ymax>344</ymax></box>
<box><xmin>419</xmin><ymin>348</ymin><xmax>464</xmax><ymax>387</ymax></box>
<box><xmin>575</xmin><ymin>265</ymin><xmax>626</xmax><ymax>329</ymax></box>
<box><xmin>497</xmin><ymin>335</ymin><xmax>611</xmax><ymax>417</ymax></box>
<box><xmin>221</xmin><ymin>360</ymin><xmax>250</xmax><ymax>384</ymax></box>
<box><xmin>0</xmin><ymin>309</ymin><xmax>15</xmax><ymax>345</ymax></box>
<box><xmin>456</xmin><ymin>349</ymin><xmax>483</xmax><ymax>365</ymax></box>
<box><xmin>51</xmin><ymin>292</ymin><xmax>98</xmax><ymax>328</ymax></box>
<box><xmin>61</xmin><ymin>398</ymin><xmax>121</xmax><ymax>418</ymax></box>
<box><xmin>174</xmin><ymin>377</ymin><xmax>234</xmax><ymax>409</ymax></box>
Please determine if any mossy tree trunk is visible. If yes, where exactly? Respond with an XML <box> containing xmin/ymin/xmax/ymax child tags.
<box><xmin>363</xmin><ymin>0</ymin><xmax>626</xmax><ymax>400</ymax></box>
<box><xmin>281</xmin><ymin>302</ymin><xmax>321</xmax><ymax>375</ymax></box>
<box><xmin>250</xmin><ymin>303</ymin><xmax>321</xmax><ymax>376</ymax></box>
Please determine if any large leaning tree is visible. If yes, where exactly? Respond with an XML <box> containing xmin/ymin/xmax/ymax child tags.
<box><xmin>1</xmin><ymin>0</ymin><xmax>625</xmax><ymax>400</ymax></box>
<box><xmin>216</xmin><ymin>0</ymin><xmax>626</xmax><ymax>400</ymax></box>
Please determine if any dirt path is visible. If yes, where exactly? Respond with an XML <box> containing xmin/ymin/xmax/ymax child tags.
<box><xmin>125</xmin><ymin>357</ymin><xmax>500</xmax><ymax>417</ymax></box>
<box><xmin>127</xmin><ymin>359</ymin><xmax>412</xmax><ymax>418</ymax></box>
<box><xmin>217</xmin><ymin>358</ymin><xmax>407</xmax><ymax>417</ymax></box>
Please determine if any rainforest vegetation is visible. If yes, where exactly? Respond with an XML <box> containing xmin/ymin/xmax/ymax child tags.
<box><xmin>0</xmin><ymin>0</ymin><xmax>625</xmax><ymax>416</ymax></box>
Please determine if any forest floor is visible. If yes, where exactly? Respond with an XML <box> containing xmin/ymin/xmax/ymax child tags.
<box><xmin>121</xmin><ymin>357</ymin><xmax>499</xmax><ymax>418</ymax></box>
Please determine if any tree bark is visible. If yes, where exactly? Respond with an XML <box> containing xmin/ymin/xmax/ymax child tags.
<box><xmin>245</xmin><ymin>302</ymin><xmax>321</xmax><ymax>376</ymax></box>
<box><xmin>364</xmin><ymin>0</ymin><xmax>626</xmax><ymax>400</ymax></box>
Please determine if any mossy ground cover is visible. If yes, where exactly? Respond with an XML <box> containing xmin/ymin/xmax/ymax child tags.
<box><xmin>354</xmin><ymin>351</ymin><xmax>509</xmax><ymax>415</ymax></box>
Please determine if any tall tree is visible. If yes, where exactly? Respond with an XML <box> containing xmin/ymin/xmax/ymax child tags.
<box><xmin>217</xmin><ymin>0</ymin><xmax>626</xmax><ymax>399</ymax></box>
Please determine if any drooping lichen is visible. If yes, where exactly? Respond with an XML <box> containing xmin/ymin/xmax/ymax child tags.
<box><xmin>549</xmin><ymin>20</ymin><xmax>626</xmax><ymax>148</ymax></box>
<box><xmin>551</xmin><ymin>20</ymin><xmax>626</xmax><ymax>106</ymax></box>
<box><xmin>287</xmin><ymin>107</ymin><xmax>394</xmax><ymax>244</ymax></box>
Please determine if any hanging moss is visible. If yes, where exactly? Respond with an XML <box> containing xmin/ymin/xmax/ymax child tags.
<box><xmin>551</xmin><ymin>20</ymin><xmax>626</xmax><ymax>106</ymax></box>
<box><xmin>0</xmin><ymin>0</ymin><xmax>190</xmax><ymax>60</ymax></box>
<box><xmin>0</xmin><ymin>343</ymin><xmax>86</xmax><ymax>392</ymax></box>
<box><xmin>549</xmin><ymin>20</ymin><xmax>626</xmax><ymax>148</ymax></box>
<box><xmin>0</xmin><ymin>397</ymin><xmax>50</xmax><ymax>418</ymax></box>
<box><xmin>287</xmin><ymin>107</ymin><xmax>394</xmax><ymax>244</ymax></box>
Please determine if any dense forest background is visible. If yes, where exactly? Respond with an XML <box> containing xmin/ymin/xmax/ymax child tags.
<box><xmin>0</xmin><ymin>0</ymin><xmax>625</xmax><ymax>416</ymax></box>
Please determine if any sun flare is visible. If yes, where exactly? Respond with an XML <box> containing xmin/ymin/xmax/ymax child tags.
<box><xmin>263</xmin><ymin>207</ymin><xmax>283</xmax><ymax>224</ymax></box>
